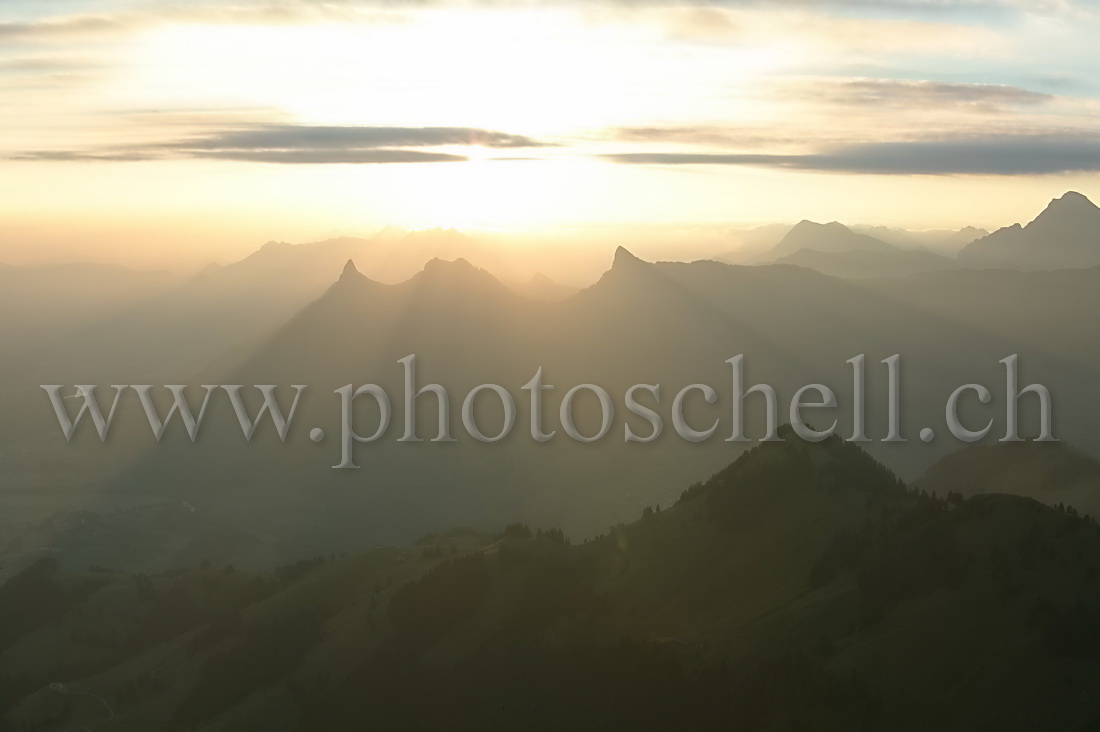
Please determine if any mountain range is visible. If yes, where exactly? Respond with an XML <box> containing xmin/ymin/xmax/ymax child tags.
<box><xmin>2</xmin><ymin>192</ymin><xmax>1100</xmax><ymax>579</ymax></box>
<box><xmin>4</xmin><ymin>435</ymin><xmax>1100</xmax><ymax>730</ymax></box>
<box><xmin>1</xmin><ymin>248</ymin><xmax>1097</xmax><ymax>578</ymax></box>
<box><xmin>3</xmin><ymin>193</ymin><xmax>1100</xmax><ymax>730</ymax></box>
<box><xmin>735</xmin><ymin>192</ymin><xmax>1100</xmax><ymax>278</ymax></box>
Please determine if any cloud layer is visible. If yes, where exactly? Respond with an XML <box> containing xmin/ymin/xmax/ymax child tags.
<box><xmin>11</xmin><ymin>124</ymin><xmax>549</xmax><ymax>164</ymax></box>
<box><xmin>604</xmin><ymin>134</ymin><xmax>1100</xmax><ymax>175</ymax></box>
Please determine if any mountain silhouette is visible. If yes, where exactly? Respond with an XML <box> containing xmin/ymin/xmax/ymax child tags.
<box><xmin>7</xmin><ymin>210</ymin><xmax>1100</xmax><ymax>576</ymax></box>
<box><xmin>753</xmin><ymin>220</ymin><xmax>962</xmax><ymax>277</ymax></box>
<box><xmin>958</xmin><ymin>191</ymin><xmax>1100</xmax><ymax>270</ymax></box>
<box><xmin>763</xmin><ymin>220</ymin><xmax>894</xmax><ymax>260</ymax></box>
<box><xmin>70</xmin><ymin>244</ymin><xmax>1100</xmax><ymax>573</ymax></box>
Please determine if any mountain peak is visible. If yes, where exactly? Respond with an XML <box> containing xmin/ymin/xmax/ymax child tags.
<box><xmin>958</xmin><ymin>191</ymin><xmax>1100</xmax><ymax>269</ymax></box>
<box><xmin>256</xmin><ymin>240</ymin><xmax>292</xmax><ymax>258</ymax></box>
<box><xmin>768</xmin><ymin>219</ymin><xmax>891</xmax><ymax>260</ymax></box>
<box><xmin>422</xmin><ymin>256</ymin><xmax>476</xmax><ymax>274</ymax></box>
<box><xmin>416</xmin><ymin>257</ymin><xmax>503</xmax><ymax>291</ymax></box>
<box><xmin>408</xmin><ymin>257</ymin><xmax>515</xmax><ymax>303</ymax></box>
<box><xmin>613</xmin><ymin>246</ymin><xmax>645</xmax><ymax>268</ymax></box>
<box><xmin>1048</xmin><ymin>191</ymin><xmax>1097</xmax><ymax>212</ymax></box>
<box><xmin>1025</xmin><ymin>191</ymin><xmax>1095</xmax><ymax>231</ymax></box>
<box><xmin>339</xmin><ymin>258</ymin><xmax>364</xmax><ymax>283</ymax></box>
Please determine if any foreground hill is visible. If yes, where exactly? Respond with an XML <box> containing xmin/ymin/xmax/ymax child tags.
<box><xmin>4</xmin><ymin>434</ymin><xmax>1100</xmax><ymax>731</ymax></box>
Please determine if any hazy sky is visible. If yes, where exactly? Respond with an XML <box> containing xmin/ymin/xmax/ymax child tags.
<box><xmin>2</xmin><ymin>0</ymin><xmax>1099</xmax><ymax>266</ymax></box>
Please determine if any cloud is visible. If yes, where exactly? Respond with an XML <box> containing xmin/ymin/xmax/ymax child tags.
<box><xmin>0</xmin><ymin>56</ymin><xmax>93</xmax><ymax>75</ymax></box>
<box><xmin>0</xmin><ymin>54</ymin><xmax>112</xmax><ymax>94</ymax></box>
<box><xmin>800</xmin><ymin>78</ymin><xmax>1055</xmax><ymax>112</ymax></box>
<box><xmin>171</xmin><ymin>125</ymin><xmax>547</xmax><ymax>151</ymax></box>
<box><xmin>182</xmin><ymin>149</ymin><xmax>469</xmax><ymax>164</ymax></box>
<box><xmin>602</xmin><ymin>133</ymin><xmax>1100</xmax><ymax>175</ymax></box>
<box><xmin>3</xmin><ymin>0</ymin><xmax>1084</xmax><ymax>46</ymax></box>
<box><xmin>9</xmin><ymin>150</ymin><xmax>162</xmax><ymax>162</ymax></box>
<box><xmin>9</xmin><ymin>124</ymin><xmax>548</xmax><ymax>164</ymax></box>
<box><xmin>0</xmin><ymin>15</ymin><xmax>136</xmax><ymax>41</ymax></box>
<box><xmin>0</xmin><ymin>6</ymin><xmax>409</xmax><ymax>45</ymax></box>
<box><xmin>610</xmin><ymin>126</ymin><xmax>799</xmax><ymax>147</ymax></box>
<box><xmin>599</xmin><ymin>0</ymin><xmax>1088</xmax><ymax>13</ymax></box>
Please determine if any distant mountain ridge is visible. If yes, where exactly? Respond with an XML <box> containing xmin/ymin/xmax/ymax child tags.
<box><xmin>765</xmin><ymin>219</ymin><xmax>895</xmax><ymax>259</ymax></box>
<box><xmin>754</xmin><ymin>220</ymin><xmax>959</xmax><ymax>277</ymax></box>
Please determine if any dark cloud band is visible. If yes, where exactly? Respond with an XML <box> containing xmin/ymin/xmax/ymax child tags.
<box><xmin>603</xmin><ymin>135</ymin><xmax>1100</xmax><ymax>175</ymax></box>
<box><xmin>170</xmin><ymin>125</ymin><xmax>547</xmax><ymax>151</ymax></box>
<box><xmin>10</xmin><ymin>124</ymin><xmax>547</xmax><ymax>165</ymax></box>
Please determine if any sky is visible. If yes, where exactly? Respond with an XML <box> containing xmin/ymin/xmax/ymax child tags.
<box><xmin>1</xmin><ymin>0</ymin><xmax>1099</xmax><ymax>267</ymax></box>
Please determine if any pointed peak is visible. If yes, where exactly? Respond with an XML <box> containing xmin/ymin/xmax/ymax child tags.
<box><xmin>613</xmin><ymin>246</ymin><xmax>645</xmax><ymax>268</ymax></box>
<box><xmin>339</xmin><ymin>258</ymin><xmax>363</xmax><ymax>282</ymax></box>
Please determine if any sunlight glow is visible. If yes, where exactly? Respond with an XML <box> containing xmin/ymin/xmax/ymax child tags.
<box><xmin>130</xmin><ymin>10</ymin><xmax>788</xmax><ymax>134</ymax></box>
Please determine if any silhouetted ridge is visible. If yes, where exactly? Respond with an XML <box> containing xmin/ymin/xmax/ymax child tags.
<box><xmin>410</xmin><ymin>257</ymin><xmax>513</xmax><ymax>301</ymax></box>
<box><xmin>680</xmin><ymin>426</ymin><xmax>905</xmax><ymax>531</ymax></box>
<box><xmin>421</xmin><ymin>256</ymin><xmax>477</xmax><ymax>275</ymax></box>
<box><xmin>1049</xmin><ymin>190</ymin><xmax>1098</xmax><ymax>211</ymax></box>
<box><xmin>416</xmin><ymin>257</ymin><xmax>490</xmax><ymax>286</ymax></box>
